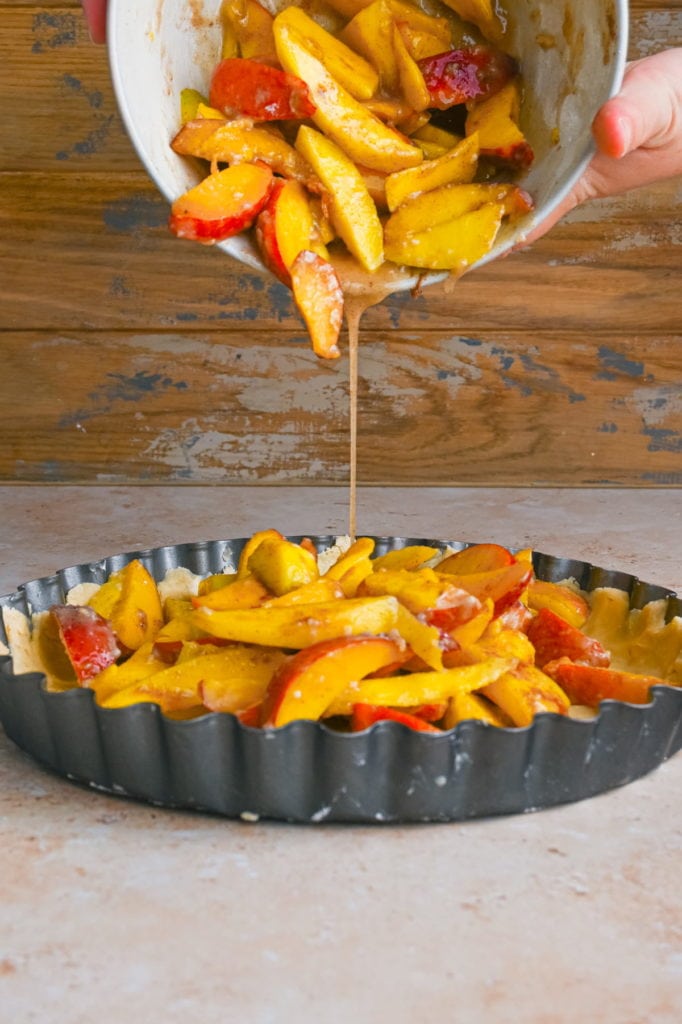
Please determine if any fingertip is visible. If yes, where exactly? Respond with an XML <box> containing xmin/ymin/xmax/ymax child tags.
<box><xmin>81</xmin><ymin>0</ymin><xmax>107</xmax><ymax>44</ymax></box>
<box><xmin>592</xmin><ymin>103</ymin><xmax>632</xmax><ymax>159</ymax></box>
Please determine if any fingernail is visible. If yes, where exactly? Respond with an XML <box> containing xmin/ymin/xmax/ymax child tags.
<box><xmin>614</xmin><ymin>116</ymin><xmax>631</xmax><ymax>158</ymax></box>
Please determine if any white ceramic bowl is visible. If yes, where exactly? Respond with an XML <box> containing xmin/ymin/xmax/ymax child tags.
<box><xmin>108</xmin><ymin>0</ymin><xmax>628</xmax><ymax>289</ymax></box>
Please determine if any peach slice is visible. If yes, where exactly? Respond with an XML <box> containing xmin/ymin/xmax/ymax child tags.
<box><xmin>324</xmin><ymin>537</ymin><xmax>376</xmax><ymax>579</ymax></box>
<box><xmin>220</xmin><ymin>15</ymin><xmax>239</xmax><ymax>60</ymax></box>
<box><xmin>309</xmin><ymin>197</ymin><xmax>336</xmax><ymax>244</ymax></box>
<box><xmin>393</xmin><ymin>24</ymin><xmax>432</xmax><ymax>112</ymax></box>
<box><xmin>356</xmin><ymin>165</ymin><xmax>388</xmax><ymax>207</ymax></box>
<box><xmin>384</xmin><ymin>180</ymin><xmax>484</xmax><ymax>235</ymax></box>
<box><xmin>423</xmin><ymin>597</ymin><xmax>485</xmax><ymax>635</ymax></box>
<box><xmin>256</xmin><ymin>179</ymin><xmax>328</xmax><ymax>285</ymax></box>
<box><xmin>180</xmin><ymin>87</ymin><xmax>209</xmax><ymax>123</ymax></box>
<box><xmin>384</xmin><ymin>199</ymin><xmax>504</xmax><ymax>271</ymax></box>
<box><xmin>197</xmin><ymin>573</ymin><xmax>237</xmax><ymax>596</ymax></box>
<box><xmin>263</xmin><ymin>579</ymin><xmax>345</xmax><ymax>607</ymax></box>
<box><xmin>135</xmin><ymin>645</ymin><xmax>286</xmax><ymax>710</ymax></box>
<box><xmin>481</xmin><ymin>663</ymin><xmax>570</xmax><ymax>726</ymax></box>
<box><xmin>196</xmin><ymin>101</ymin><xmax>227</xmax><ymax>120</ymax></box>
<box><xmin>467</xmin><ymin>623</ymin><xmax>536</xmax><ymax>665</ymax></box>
<box><xmin>436</xmin><ymin>561</ymin><xmax>533</xmax><ymax>617</ymax></box>
<box><xmin>436</xmin><ymin>561</ymin><xmax>532</xmax><ymax>614</ymax></box>
<box><xmin>319</xmin><ymin>0</ymin><xmax>370</xmax><ymax>18</ymax></box>
<box><xmin>261</xmin><ymin>634</ymin><xmax>406</xmax><ymax>726</ymax></box>
<box><xmin>465</xmin><ymin>79</ymin><xmax>535</xmax><ymax>168</ymax></box>
<box><xmin>341</xmin><ymin>0</ymin><xmax>400</xmax><ymax>94</ymax></box>
<box><xmin>361</xmin><ymin>97</ymin><xmax>418</xmax><ymax>129</ymax></box>
<box><xmin>296</xmin><ymin>124</ymin><xmax>384</xmax><ymax>273</ymax></box>
<box><xmin>328</xmin><ymin>559</ymin><xmax>374</xmax><ymax>599</ymax></box>
<box><xmin>191</xmin><ymin>577</ymin><xmax>270</xmax><ymax>610</ymax></box>
<box><xmin>359</xmin><ymin>568</ymin><xmax>483</xmax><ymax>635</ymax></box>
<box><xmin>405</xmin><ymin>702</ymin><xmax>448</xmax><ymax>723</ymax></box>
<box><xmin>359</xmin><ymin>566</ymin><xmax>463</xmax><ymax>608</ymax></box>
<box><xmin>246</xmin><ymin>532</ymin><xmax>319</xmax><ymax>595</ymax></box>
<box><xmin>436</xmin><ymin>542</ymin><xmax>514</xmax><ymax>575</ymax></box>
<box><xmin>442</xmin><ymin>691</ymin><xmax>511</xmax><ymax>729</ymax></box>
<box><xmin>290</xmin><ymin>250</ymin><xmax>345</xmax><ymax>360</ymax></box>
<box><xmin>351</xmin><ymin>703</ymin><xmax>441</xmax><ymax>733</ymax></box>
<box><xmin>385</xmin><ymin>132</ymin><xmax>479</xmax><ymax>211</ymax></box>
<box><xmin>88</xmin><ymin>558</ymin><xmax>164</xmax><ymax>652</ymax></box>
<box><xmin>439</xmin><ymin>0</ymin><xmax>496</xmax><ymax>37</ymax></box>
<box><xmin>543</xmin><ymin>658</ymin><xmax>665</xmax><ymax>707</ymax></box>
<box><xmin>497</xmin><ymin>600</ymin><xmax>533</xmax><ymax>633</ymax></box>
<box><xmin>371</xmin><ymin>544</ymin><xmax>439</xmax><ymax>572</ymax></box>
<box><xmin>169</xmin><ymin>164</ymin><xmax>274</xmax><ymax>243</ymax></box>
<box><xmin>323</xmin><ymin>0</ymin><xmax>451</xmax><ymax>32</ymax></box>
<box><xmin>198</xmin><ymin>649</ymin><xmax>289</xmax><ymax>713</ymax></box>
<box><xmin>162</xmin><ymin>597</ymin><xmax>195</xmax><ymax>621</ymax></box>
<box><xmin>47</xmin><ymin>605</ymin><xmax>120</xmax><ymax>684</ymax></box>
<box><xmin>220</xmin><ymin>0</ymin><xmax>278</xmax><ymax>65</ymax></box>
<box><xmin>273</xmin><ymin>15</ymin><xmax>423</xmax><ymax>173</ymax></box>
<box><xmin>418</xmin><ymin>45</ymin><xmax>516</xmax><ymax>109</ymax></box>
<box><xmin>384</xmin><ymin>181</ymin><xmax>531</xmax><ymax>247</ymax></box>
<box><xmin>397</xmin><ymin>23</ymin><xmax>453</xmax><ymax>61</ymax></box>
<box><xmin>209</xmin><ymin>58</ymin><xmax>316</xmax><ymax>120</ymax></box>
<box><xmin>89</xmin><ymin>640</ymin><xmax>167</xmax><ymax>704</ymax></box>
<box><xmin>192</xmin><ymin>595</ymin><xmax>401</xmax><ymax>648</ymax></box>
<box><xmin>152</xmin><ymin>614</ymin><xmax>216</xmax><ymax>659</ymax></box>
<box><xmin>389</xmin><ymin>0</ymin><xmax>452</xmax><ymax>39</ymax></box>
<box><xmin>171</xmin><ymin>120</ymin><xmax>319</xmax><ymax>189</ymax></box>
<box><xmin>446</xmin><ymin>597</ymin><xmax>494</xmax><ymax>647</ymax></box>
<box><xmin>235</xmin><ymin>528</ymin><xmax>285</xmax><ymax>578</ymax></box>
<box><xmin>526</xmin><ymin>580</ymin><xmax>590</xmax><ymax>629</ymax></box>
<box><xmin>395</xmin><ymin>603</ymin><xmax>444</xmax><ymax>671</ymax></box>
<box><xmin>98</xmin><ymin>686</ymin><xmax>196</xmax><ymax>712</ymax></box>
<box><xmin>273</xmin><ymin>7</ymin><xmax>379</xmax><ymax>101</ymax></box>
<box><xmin>412</xmin><ymin>139</ymin><xmax>448</xmax><ymax>161</ymax></box>
<box><xmin>323</xmin><ymin>538</ymin><xmax>376</xmax><ymax>595</ymax></box>
<box><xmin>411</xmin><ymin>124</ymin><xmax>463</xmax><ymax>150</ymax></box>
<box><xmin>527</xmin><ymin>608</ymin><xmax>611</xmax><ymax>669</ymax></box>
<box><xmin>235</xmin><ymin>704</ymin><xmax>263</xmax><ymax>726</ymax></box>
<box><xmin>326</xmin><ymin>656</ymin><xmax>514</xmax><ymax>716</ymax></box>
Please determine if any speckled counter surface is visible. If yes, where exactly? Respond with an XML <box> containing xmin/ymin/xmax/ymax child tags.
<box><xmin>1</xmin><ymin>485</ymin><xmax>680</xmax><ymax>1023</ymax></box>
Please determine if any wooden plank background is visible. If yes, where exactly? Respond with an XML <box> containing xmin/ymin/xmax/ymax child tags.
<box><xmin>1</xmin><ymin>1</ymin><xmax>681</xmax><ymax>486</ymax></box>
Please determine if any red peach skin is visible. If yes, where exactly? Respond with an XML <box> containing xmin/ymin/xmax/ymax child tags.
<box><xmin>169</xmin><ymin>164</ymin><xmax>274</xmax><ymax>243</ymax></box>
<box><xmin>210</xmin><ymin>58</ymin><xmax>316</xmax><ymax>120</ymax></box>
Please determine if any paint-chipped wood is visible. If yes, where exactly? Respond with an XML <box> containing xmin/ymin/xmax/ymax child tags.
<box><xmin>3</xmin><ymin>174</ymin><xmax>681</xmax><ymax>333</ymax></box>
<box><xmin>1</xmin><ymin>2</ymin><xmax>681</xmax><ymax>486</ymax></box>
<box><xmin>2</xmin><ymin>330</ymin><xmax>680</xmax><ymax>486</ymax></box>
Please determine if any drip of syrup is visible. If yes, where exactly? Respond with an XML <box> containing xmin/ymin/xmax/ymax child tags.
<box><xmin>336</xmin><ymin>255</ymin><xmax>427</xmax><ymax>539</ymax></box>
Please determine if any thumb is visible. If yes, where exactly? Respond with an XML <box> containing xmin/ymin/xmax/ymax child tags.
<box><xmin>81</xmin><ymin>0</ymin><xmax>107</xmax><ymax>44</ymax></box>
<box><xmin>593</xmin><ymin>49</ymin><xmax>682</xmax><ymax>158</ymax></box>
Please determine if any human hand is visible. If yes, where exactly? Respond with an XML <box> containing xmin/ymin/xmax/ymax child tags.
<box><xmin>522</xmin><ymin>49</ymin><xmax>682</xmax><ymax>245</ymax></box>
<box><xmin>81</xmin><ymin>0</ymin><xmax>107</xmax><ymax>44</ymax></box>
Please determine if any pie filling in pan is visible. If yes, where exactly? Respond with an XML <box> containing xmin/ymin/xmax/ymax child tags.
<box><xmin>1</xmin><ymin>536</ymin><xmax>680</xmax><ymax>823</ymax></box>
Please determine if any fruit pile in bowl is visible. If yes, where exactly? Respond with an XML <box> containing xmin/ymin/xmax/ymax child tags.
<box><xmin>108</xmin><ymin>0</ymin><xmax>628</xmax><ymax>347</ymax></box>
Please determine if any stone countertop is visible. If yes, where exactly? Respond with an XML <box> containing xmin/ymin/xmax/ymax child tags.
<box><xmin>1</xmin><ymin>485</ymin><xmax>680</xmax><ymax>1023</ymax></box>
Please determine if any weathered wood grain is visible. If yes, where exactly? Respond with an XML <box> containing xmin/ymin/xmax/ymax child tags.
<box><xmin>0</xmin><ymin>1</ymin><xmax>680</xmax><ymax>486</ymax></box>
<box><xmin>2</xmin><ymin>172</ymin><xmax>681</xmax><ymax>333</ymax></box>
<box><xmin>2</xmin><ymin>330</ymin><xmax>680</xmax><ymax>485</ymax></box>
<box><xmin>0</xmin><ymin>5</ymin><xmax>133</xmax><ymax>172</ymax></box>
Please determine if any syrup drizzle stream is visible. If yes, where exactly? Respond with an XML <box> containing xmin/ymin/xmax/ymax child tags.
<box><xmin>337</xmin><ymin>257</ymin><xmax>447</xmax><ymax>542</ymax></box>
<box><xmin>347</xmin><ymin>308</ymin><xmax>359</xmax><ymax>541</ymax></box>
